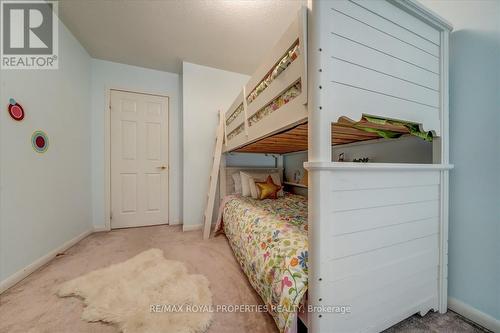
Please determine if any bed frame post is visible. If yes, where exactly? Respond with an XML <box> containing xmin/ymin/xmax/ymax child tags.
<box><xmin>275</xmin><ymin>155</ymin><xmax>284</xmax><ymax>169</ymax></box>
<box><xmin>307</xmin><ymin>0</ymin><xmax>332</xmax><ymax>162</ymax></box>
<box><xmin>306</xmin><ymin>1</ymin><xmax>333</xmax><ymax>332</ymax></box>
<box><xmin>219</xmin><ymin>154</ymin><xmax>227</xmax><ymax>202</ymax></box>
<box><xmin>223</xmin><ymin>109</ymin><xmax>228</xmax><ymax>145</ymax></box>
<box><xmin>437</xmin><ymin>28</ymin><xmax>450</xmax><ymax>314</ymax></box>
<box><xmin>307</xmin><ymin>10</ymin><xmax>332</xmax><ymax>163</ymax></box>
<box><xmin>242</xmin><ymin>85</ymin><xmax>249</xmax><ymax>137</ymax></box>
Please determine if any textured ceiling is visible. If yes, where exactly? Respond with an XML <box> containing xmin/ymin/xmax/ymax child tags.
<box><xmin>58</xmin><ymin>0</ymin><xmax>305</xmax><ymax>74</ymax></box>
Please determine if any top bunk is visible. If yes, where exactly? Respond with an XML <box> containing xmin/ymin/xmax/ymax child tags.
<box><xmin>223</xmin><ymin>7</ymin><xmax>308</xmax><ymax>153</ymax></box>
<box><xmin>222</xmin><ymin>1</ymin><xmax>452</xmax><ymax>157</ymax></box>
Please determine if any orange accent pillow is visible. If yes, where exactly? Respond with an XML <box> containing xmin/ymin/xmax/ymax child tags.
<box><xmin>255</xmin><ymin>175</ymin><xmax>282</xmax><ymax>200</ymax></box>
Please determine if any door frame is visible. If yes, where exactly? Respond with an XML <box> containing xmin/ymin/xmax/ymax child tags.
<box><xmin>104</xmin><ymin>87</ymin><xmax>170</xmax><ymax>231</ymax></box>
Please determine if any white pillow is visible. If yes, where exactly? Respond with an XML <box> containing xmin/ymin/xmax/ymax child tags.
<box><xmin>247</xmin><ymin>173</ymin><xmax>283</xmax><ymax>199</ymax></box>
<box><xmin>240</xmin><ymin>172</ymin><xmax>252</xmax><ymax>197</ymax></box>
<box><xmin>248</xmin><ymin>176</ymin><xmax>260</xmax><ymax>199</ymax></box>
<box><xmin>232</xmin><ymin>172</ymin><xmax>242</xmax><ymax>194</ymax></box>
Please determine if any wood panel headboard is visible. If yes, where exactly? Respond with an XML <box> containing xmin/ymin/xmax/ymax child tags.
<box><xmin>221</xmin><ymin>167</ymin><xmax>284</xmax><ymax>198</ymax></box>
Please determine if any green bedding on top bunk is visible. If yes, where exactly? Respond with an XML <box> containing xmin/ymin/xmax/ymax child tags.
<box><xmin>361</xmin><ymin>115</ymin><xmax>434</xmax><ymax>142</ymax></box>
<box><xmin>247</xmin><ymin>42</ymin><xmax>300</xmax><ymax>105</ymax></box>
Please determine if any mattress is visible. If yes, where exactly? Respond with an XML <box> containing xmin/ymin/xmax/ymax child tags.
<box><xmin>218</xmin><ymin>193</ymin><xmax>308</xmax><ymax>333</ymax></box>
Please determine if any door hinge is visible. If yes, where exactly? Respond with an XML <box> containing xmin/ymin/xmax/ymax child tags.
<box><xmin>110</xmin><ymin>211</ymin><xmax>113</xmax><ymax>219</ymax></box>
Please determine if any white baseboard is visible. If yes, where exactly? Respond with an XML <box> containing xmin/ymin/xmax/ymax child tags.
<box><xmin>93</xmin><ymin>226</ymin><xmax>110</xmax><ymax>232</ymax></box>
<box><xmin>448</xmin><ymin>297</ymin><xmax>500</xmax><ymax>332</ymax></box>
<box><xmin>0</xmin><ymin>229</ymin><xmax>93</xmax><ymax>294</ymax></box>
<box><xmin>182</xmin><ymin>223</ymin><xmax>202</xmax><ymax>232</ymax></box>
<box><xmin>169</xmin><ymin>219</ymin><xmax>182</xmax><ymax>225</ymax></box>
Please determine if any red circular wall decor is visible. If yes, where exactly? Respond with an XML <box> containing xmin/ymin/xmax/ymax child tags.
<box><xmin>8</xmin><ymin>98</ymin><xmax>24</xmax><ymax>121</ymax></box>
<box><xmin>32</xmin><ymin>130</ymin><xmax>49</xmax><ymax>153</ymax></box>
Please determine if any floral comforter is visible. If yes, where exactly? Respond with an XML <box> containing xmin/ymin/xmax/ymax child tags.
<box><xmin>218</xmin><ymin>193</ymin><xmax>308</xmax><ymax>333</ymax></box>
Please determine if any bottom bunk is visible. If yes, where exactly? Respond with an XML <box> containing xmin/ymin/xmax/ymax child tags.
<box><xmin>213</xmin><ymin>160</ymin><xmax>450</xmax><ymax>333</ymax></box>
<box><xmin>216</xmin><ymin>191</ymin><xmax>308</xmax><ymax>333</ymax></box>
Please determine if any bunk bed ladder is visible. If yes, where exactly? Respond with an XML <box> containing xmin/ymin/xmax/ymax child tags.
<box><xmin>203</xmin><ymin>110</ymin><xmax>224</xmax><ymax>239</ymax></box>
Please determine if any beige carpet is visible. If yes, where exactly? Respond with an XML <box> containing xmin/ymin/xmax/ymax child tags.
<box><xmin>0</xmin><ymin>225</ymin><xmax>490</xmax><ymax>333</ymax></box>
<box><xmin>0</xmin><ymin>226</ymin><xmax>276</xmax><ymax>333</ymax></box>
<box><xmin>58</xmin><ymin>249</ymin><xmax>213</xmax><ymax>333</ymax></box>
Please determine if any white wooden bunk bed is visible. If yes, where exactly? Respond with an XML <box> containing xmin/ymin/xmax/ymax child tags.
<box><xmin>211</xmin><ymin>1</ymin><xmax>453</xmax><ymax>332</ymax></box>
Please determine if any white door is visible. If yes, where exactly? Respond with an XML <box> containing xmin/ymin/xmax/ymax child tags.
<box><xmin>110</xmin><ymin>90</ymin><xmax>169</xmax><ymax>228</ymax></box>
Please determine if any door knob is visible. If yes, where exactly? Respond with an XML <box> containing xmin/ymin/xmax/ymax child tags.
<box><xmin>158</xmin><ymin>165</ymin><xmax>167</xmax><ymax>170</ymax></box>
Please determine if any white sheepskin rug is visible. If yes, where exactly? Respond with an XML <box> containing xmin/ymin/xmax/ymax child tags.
<box><xmin>58</xmin><ymin>249</ymin><xmax>213</xmax><ymax>333</ymax></box>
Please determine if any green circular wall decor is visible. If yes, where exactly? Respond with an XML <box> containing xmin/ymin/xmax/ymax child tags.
<box><xmin>31</xmin><ymin>130</ymin><xmax>49</xmax><ymax>153</ymax></box>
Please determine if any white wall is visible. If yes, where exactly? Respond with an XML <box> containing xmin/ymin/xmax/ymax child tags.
<box><xmin>182</xmin><ymin>62</ymin><xmax>249</xmax><ymax>229</ymax></box>
<box><xmin>90</xmin><ymin>59</ymin><xmax>181</xmax><ymax>228</ymax></box>
<box><xmin>332</xmin><ymin>136</ymin><xmax>433</xmax><ymax>164</ymax></box>
<box><xmin>420</xmin><ymin>1</ymin><xmax>500</xmax><ymax>327</ymax></box>
<box><xmin>226</xmin><ymin>152</ymin><xmax>276</xmax><ymax>168</ymax></box>
<box><xmin>0</xmin><ymin>22</ymin><xmax>92</xmax><ymax>282</ymax></box>
<box><xmin>283</xmin><ymin>136</ymin><xmax>433</xmax><ymax>184</ymax></box>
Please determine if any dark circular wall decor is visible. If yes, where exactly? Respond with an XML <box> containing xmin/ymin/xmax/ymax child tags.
<box><xmin>32</xmin><ymin>130</ymin><xmax>49</xmax><ymax>153</ymax></box>
<box><xmin>8</xmin><ymin>98</ymin><xmax>25</xmax><ymax>121</ymax></box>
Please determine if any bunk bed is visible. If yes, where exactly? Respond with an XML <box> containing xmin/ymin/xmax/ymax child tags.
<box><xmin>215</xmin><ymin>1</ymin><xmax>453</xmax><ymax>332</ymax></box>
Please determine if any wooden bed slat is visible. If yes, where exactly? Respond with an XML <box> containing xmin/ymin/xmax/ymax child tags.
<box><xmin>233</xmin><ymin>117</ymin><xmax>411</xmax><ymax>154</ymax></box>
